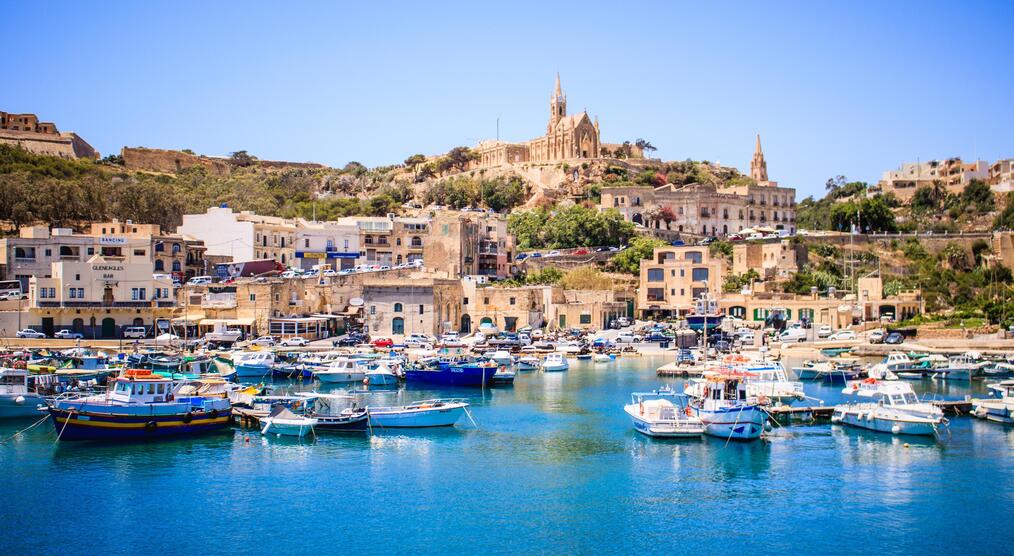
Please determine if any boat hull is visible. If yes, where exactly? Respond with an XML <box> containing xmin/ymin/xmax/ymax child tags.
<box><xmin>404</xmin><ymin>365</ymin><xmax>497</xmax><ymax>387</ymax></box>
<box><xmin>0</xmin><ymin>394</ymin><xmax>47</xmax><ymax>418</ymax></box>
<box><xmin>315</xmin><ymin>413</ymin><xmax>370</xmax><ymax>432</ymax></box>
<box><xmin>48</xmin><ymin>407</ymin><xmax>231</xmax><ymax>441</ymax></box>
<box><xmin>316</xmin><ymin>370</ymin><xmax>367</xmax><ymax>384</ymax></box>
<box><xmin>368</xmin><ymin>405</ymin><xmax>465</xmax><ymax>428</ymax></box>
<box><xmin>365</xmin><ymin>372</ymin><xmax>399</xmax><ymax>386</ymax></box>
<box><xmin>832</xmin><ymin>408</ymin><xmax>940</xmax><ymax>436</ymax></box>
<box><xmin>260</xmin><ymin>418</ymin><xmax>316</xmax><ymax>437</ymax></box>
<box><xmin>624</xmin><ymin>406</ymin><xmax>703</xmax><ymax>438</ymax></box>
<box><xmin>693</xmin><ymin>405</ymin><xmax>767</xmax><ymax>441</ymax></box>
<box><xmin>235</xmin><ymin>364</ymin><xmax>271</xmax><ymax>378</ymax></box>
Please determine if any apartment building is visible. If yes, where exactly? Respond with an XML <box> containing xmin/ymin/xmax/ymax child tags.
<box><xmin>294</xmin><ymin>219</ymin><xmax>360</xmax><ymax>271</ymax></box>
<box><xmin>989</xmin><ymin>159</ymin><xmax>1014</xmax><ymax>193</ymax></box>
<box><xmin>180</xmin><ymin>206</ymin><xmax>296</xmax><ymax>265</ymax></box>
<box><xmin>638</xmin><ymin>245</ymin><xmax>725</xmax><ymax>317</ymax></box>
<box><xmin>732</xmin><ymin>240</ymin><xmax>807</xmax><ymax>280</ymax></box>
<box><xmin>89</xmin><ymin>219</ymin><xmax>207</xmax><ymax>280</ymax></box>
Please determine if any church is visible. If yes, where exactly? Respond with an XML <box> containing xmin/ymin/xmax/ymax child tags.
<box><xmin>471</xmin><ymin>75</ymin><xmax>636</xmax><ymax>169</ymax></box>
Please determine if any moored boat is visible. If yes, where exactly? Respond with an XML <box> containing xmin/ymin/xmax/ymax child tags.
<box><xmin>832</xmin><ymin>379</ymin><xmax>946</xmax><ymax>436</ymax></box>
<box><xmin>47</xmin><ymin>369</ymin><xmax>231</xmax><ymax>441</ymax></box>
<box><xmin>0</xmin><ymin>368</ymin><xmax>55</xmax><ymax>418</ymax></box>
<box><xmin>689</xmin><ymin>373</ymin><xmax>768</xmax><ymax>441</ymax></box>
<box><xmin>625</xmin><ymin>390</ymin><xmax>704</xmax><ymax>438</ymax></box>
<box><xmin>366</xmin><ymin>399</ymin><xmax>469</xmax><ymax>428</ymax></box>
<box><xmin>972</xmin><ymin>380</ymin><xmax>1014</xmax><ymax>424</ymax></box>
<box><xmin>404</xmin><ymin>361</ymin><xmax>498</xmax><ymax>387</ymax></box>
<box><xmin>315</xmin><ymin>357</ymin><xmax>368</xmax><ymax>384</ymax></box>
<box><xmin>541</xmin><ymin>353</ymin><xmax>569</xmax><ymax>372</ymax></box>
<box><xmin>260</xmin><ymin>405</ymin><xmax>317</xmax><ymax>438</ymax></box>
<box><xmin>233</xmin><ymin>350</ymin><xmax>275</xmax><ymax>379</ymax></box>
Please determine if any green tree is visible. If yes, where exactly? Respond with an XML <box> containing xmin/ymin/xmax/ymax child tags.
<box><xmin>480</xmin><ymin>177</ymin><xmax>526</xmax><ymax>212</ymax></box>
<box><xmin>609</xmin><ymin>236</ymin><xmax>666</xmax><ymax>274</ymax></box>
<box><xmin>960</xmin><ymin>180</ymin><xmax>994</xmax><ymax>214</ymax></box>
<box><xmin>404</xmin><ymin>153</ymin><xmax>426</xmax><ymax>180</ymax></box>
<box><xmin>230</xmin><ymin>150</ymin><xmax>255</xmax><ymax>167</ymax></box>
<box><xmin>437</xmin><ymin>147</ymin><xmax>477</xmax><ymax>174</ymax></box>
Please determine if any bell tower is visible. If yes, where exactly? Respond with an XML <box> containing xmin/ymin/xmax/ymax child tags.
<box><xmin>548</xmin><ymin>73</ymin><xmax>567</xmax><ymax>133</ymax></box>
<box><xmin>750</xmin><ymin>133</ymin><xmax>768</xmax><ymax>183</ymax></box>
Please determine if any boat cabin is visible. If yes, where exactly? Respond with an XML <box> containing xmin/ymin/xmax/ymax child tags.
<box><xmin>704</xmin><ymin>376</ymin><xmax>749</xmax><ymax>402</ymax></box>
<box><xmin>0</xmin><ymin>368</ymin><xmax>30</xmax><ymax>395</ymax></box>
<box><xmin>110</xmin><ymin>369</ymin><xmax>175</xmax><ymax>404</ymax></box>
<box><xmin>844</xmin><ymin>379</ymin><xmax>919</xmax><ymax>406</ymax></box>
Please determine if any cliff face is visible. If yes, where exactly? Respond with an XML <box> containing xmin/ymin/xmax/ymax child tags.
<box><xmin>121</xmin><ymin>147</ymin><xmax>326</xmax><ymax>176</ymax></box>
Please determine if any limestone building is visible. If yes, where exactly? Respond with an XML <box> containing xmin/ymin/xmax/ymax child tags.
<box><xmin>0</xmin><ymin>111</ymin><xmax>98</xmax><ymax>159</ymax></box>
<box><xmin>469</xmin><ymin>75</ymin><xmax>640</xmax><ymax>169</ymax></box>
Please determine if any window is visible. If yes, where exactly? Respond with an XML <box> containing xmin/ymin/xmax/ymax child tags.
<box><xmin>75</xmin><ymin>274</ymin><xmax>80</xmax><ymax>281</ymax></box>
<box><xmin>509</xmin><ymin>297</ymin><xmax>516</xmax><ymax>305</ymax></box>
<box><xmin>463</xmin><ymin>297</ymin><xmax>468</xmax><ymax>305</ymax></box>
<box><xmin>684</xmin><ymin>251</ymin><xmax>703</xmax><ymax>264</ymax></box>
<box><xmin>647</xmin><ymin>268</ymin><xmax>664</xmax><ymax>282</ymax></box>
<box><xmin>134</xmin><ymin>249</ymin><xmax>146</xmax><ymax>256</ymax></box>
<box><xmin>172</xmin><ymin>261</ymin><xmax>181</xmax><ymax>272</ymax></box>
<box><xmin>44</xmin><ymin>248</ymin><xmax>52</xmax><ymax>257</ymax></box>
<box><xmin>154</xmin><ymin>260</ymin><xmax>164</xmax><ymax>272</ymax></box>
<box><xmin>131</xmin><ymin>288</ymin><xmax>139</xmax><ymax>300</ymax></box>
<box><xmin>419</xmin><ymin>305</ymin><xmax>424</xmax><ymax>314</ymax></box>
<box><xmin>370</xmin><ymin>306</ymin><xmax>376</xmax><ymax>315</ymax></box>
<box><xmin>305</xmin><ymin>239</ymin><xmax>310</xmax><ymax>248</ymax></box>
<box><xmin>393</xmin><ymin>303</ymin><xmax>403</xmax><ymax>313</ymax></box>
<box><xmin>249</xmin><ymin>294</ymin><xmax>256</xmax><ymax>301</ymax></box>
<box><xmin>484</xmin><ymin>297</ymin><xmax>489</xmax><ymax>305</ymax></box>
<box><xmin>155</xmin><ymin>243</ymin><xmax>164</xmax><ymax>252</ymax></box>
<box><xmin>692</xmin><ymin>268</ymin><xmax>709</xmax><ymax>282</ymax></box>
<box><xmin>579</xmin><ymin>314</ymin><xmax>592</xmax><ymax>324</ymax></box>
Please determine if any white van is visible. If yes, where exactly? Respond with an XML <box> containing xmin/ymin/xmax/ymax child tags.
<box><xmin>123</xmin><ymin>326</ymin><xmax>147</xmax><ymax>339</ymax></box>
<box><xmin>187</xmin><ymin>276</ymin><xmax>213</xmax><ymax>286</ymax></box>
<box><xmin>778</xmin><ymin>328</ymin><xmax>808</xmax><ymax>343</ymax></box>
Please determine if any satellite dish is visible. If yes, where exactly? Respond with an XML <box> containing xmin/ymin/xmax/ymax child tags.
<box><xmin>349</xmin><ymin>297</ymin><xmax>364</xmax><ymax>307</ymax></box>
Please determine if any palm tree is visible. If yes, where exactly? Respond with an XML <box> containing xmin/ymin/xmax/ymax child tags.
<box><xmin>635</xmin><ymin>138</ymin><xmax>657</xmax><ymax>157</ymax></box>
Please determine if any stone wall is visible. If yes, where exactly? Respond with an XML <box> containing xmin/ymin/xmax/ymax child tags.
<box><xmin>0</xmin><ymin>129</ymin><xmax>98</xmax><ymax>159</ymax></box>
<box><xmin>122</xmin><ymin>147</ymin><xmax>326</xmax><ymax>176</ymax></box>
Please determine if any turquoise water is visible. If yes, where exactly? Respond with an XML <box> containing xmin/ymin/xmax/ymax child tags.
<box><xmin>2</xmin><ymin>356</ymin><xmax>1013</xmax><ymax>555</ymax></box>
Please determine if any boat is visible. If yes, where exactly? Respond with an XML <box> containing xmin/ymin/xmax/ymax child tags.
<box><xmin>271</xmin><ymin>362</ymin><xmax>312</xmax><ymax>380</ymax></box>
<box><xmin>259</xmin><ymin>404</ymin><xmax>317</xmax><ymax>438</ymax></box>
<box><xmin>404</xmin><ymin>361</ymin><xmax>498</xmax><ymax>387</ymax></box>
<box><xmin>686</xmin><ymin>293</ymin><xmax>723</xmax><ymax>331</ymax></box>
<box><xmin>625</xmin><ymin>390</ymin><xmax>705</xmax><ymax>438</ymax></box>
<box><xmin>47</xmin><ymin>369</ymin><xmax>232</xmax><ymax>441</ymax></box>
<box><xmin>482</xmin><ymin>350</ymin><xmax>512</xmax><ymax>367</ymax></box>
<box><xmin>232</xmin><ymin>350</ymin><xmax>275</xmax><ymax>378</ymax></box>
<box><xmin>593</xmin><ymin>353</ymin><xmax>612</xmax><ymax>363</ymax></box>
<box><xmin>832</xmin><ymin>379</ymin><xmax>947</xmax><ymax>436</ymax></box>
<box><xmin>517</xmin><ymin>356</ymin><xmax>541</xmax><ymax>371</ymax></box>
<box><xmin>820</xmin><ymin>347</ymin><xmax>853</xmax><ymax>357</ymax></box>
<box><xmin>575</xmin><ymin>353</ymin><xmax>593</xmax><ymax>360</ymax></box>
<box><xmin>541</xmin><ymin>353</ymin><xmax>569</xmax><ymax>372</ymax></box>
<box><xmin>866</xmin><ymin>352</ymin><xmax>913</xmax><ymax>380</ymax></box>
<box><xmin>792</xmin><ymin>360</ymin><xmax>862</xmax><ymax>383</ymax></box>
<box><xmin>556</xmin><ymin>341</ymin><xmax>583</xmax><ymax>355</ymax></box>
<box><xmin>688</xmin><ymin>373</ymin><xmax>768</xmax><ymax>441</ymax></box>
<box><xmin>295</xmin><ymin>393</ymin><xmax>370</xmax><ymax>433</ymax></box>
<box><xmin>689</xmin><ymin>357</ymin><xmax>804</xmax><ymax>406</ymax></box>
<box><xmin>972</xmin><ymin>380</ymin><xmax>1014</xmax><ymax>423</ymax></box>
<box><xmin>315</xmin><ymin>357</ymin><xmax>368</xmax><ymax>384</ymax></box>
<box><xmin>364</xmin><ymin>363</ymin><xmax>399</xmax><ymax>386</ymax></box>
<box><xmin>0</xmin><ymin>367</ymin><xmax>56</xmax><ymax>418</ymax></box>
<box><xmin>492</xmin><ymin>365</ymin><xmax>516</xmax><ymax>385</ymax></box>
<box><xmin>366</xmin><ymin>399</ymin><xmax>469</xmax><ymax>428</ymax></box>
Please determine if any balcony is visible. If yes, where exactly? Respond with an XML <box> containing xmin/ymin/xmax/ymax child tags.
<box><xmin>202</xmin><ymin>293</ymin><xmax>237</xmax><ymax>309</ymax></box>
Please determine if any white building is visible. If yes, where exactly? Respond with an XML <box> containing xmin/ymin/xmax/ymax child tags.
<box><xmin>294</xmin><ymin>219</ymin><xmax>360</xmax><ymax>271</ymax></box>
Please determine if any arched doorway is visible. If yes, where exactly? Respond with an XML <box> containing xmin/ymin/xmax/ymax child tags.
<box><xmin>133</xmin><ymin>317</ymin><xmax>144</xmax><ymax>327</ymax></box>
<box><xmin>480</xmin><ymin>317</ymin><xmax>493</xmax><ymax>326</ymax></box>
<box><xmin>101</xmin><ymin>318</ymin><xmax>116</xmax><ymax>338</ymax></box>
<box><xmin>580</xmin><ymin>132</ymin><xmax>593</xmax><ymax>158</ymax></box>
<box><xmin>460</xmin><ymin>314</ymin><xmax>471</xmax><ymax>333</ymax></box>
<box><xmin>632</xmin><ymin>213</ymin><xmax>643</xmax><ymax>225</ymax></box>
<box><xmin>71</xmin><ymin>318</ymin><xmax>84</xmax><ymax>333</ymax></box>
<box><xmin>392</xmin><ymin>317</ymin><xmax>404</xmax><ymax>335</ymax></box>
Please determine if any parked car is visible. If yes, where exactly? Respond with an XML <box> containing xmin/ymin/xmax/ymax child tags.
<box><xmin>545</xmin><ymin>250</ymin><xmax>561</xmax><ymax>257</ymax></box>
<box><xmin>645</xmin><ymin>332</ymin><xmax>671</xmax><ymax>342</ymax></box>
<box><xmin>573</xmin><ymin>248</ymin><xmax>590</xmax><ymax>255</ymax></box>
<box><xmin>868</xmin><ymin>329</ymin><xmax>886</xmax><ymax>344</ymax></box>
<box><xmin>187</xmin><ymin>276</ymin><xmax>213</xmax><ymax>286</ymax></box>
<box><xmin>816</xmin><ymin>324</ymin><xmax>833</xmax><ymax>339</ymax></box>
<box><xmin>54</xmin><ymin>329</ymin><xmax>84</xmax><ymax>340</ymax></box>
<box><xmin>697</xmin><ymin>236</ymin><xmax>717</xmax><ymax>246</ymax></box>
<box><xmin>336</xmin><ymin>333</ymin><xmax>368</xmax><ymax>347</ymax></box>
<box><xmin>778</xmin><ymin>328</ymin><xmax>808</xmax><ymax>343</ymax></box>
<box><xmin>371</xmin><ymin>337</ymin><xmax>394</xmax><ymax>348</ymax></box>
<box><xmin>515</xmin><ymin>253</ymin><xmax>529</xmax><ymax>261</ymax></box>
<box><xmin>884</xmin><ymin>332</ymin><xmax>905</xmax><ymax>345</ymax></box>
<box><xmin>280</xmin><ymin>337</ymin><xmax>309</xmax><ymax>347</ymax></box>
<box><xmin>615</xmin><ymin>332</ymin><xmax>643</xmax><ymax>343</ymax></box>
<box><xmin>249</xmin><ymin>335</ymin><xmax>277</xmax><ymax>347</ymax></box>
<box><xmin>528</xmin><ymin>252</ymin><xmax>542</xmax><ymax>258</ymax></box>
<box><xmin>828</xmin><ymin>330</ymin><xmax>857</xmax><ymax>341</ymax></box>
<box><xmin>15</xmin><ymin>328</ymin><xmax>46</xmax><ymax>339</ymax></box>
<box><xmin>404</xmin><ymin>334</ymin><xmax>435</xmax><ymax>348</ymax></box>
<box><xmin>122</xmin><ymin>326</ymin><xmax>147</xmax><ymax>339</ymax></box>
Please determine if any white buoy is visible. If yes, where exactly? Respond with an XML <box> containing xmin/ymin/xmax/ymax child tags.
<box><xmin>14</xmin><ymin>396</ymin><xmax>26</xmax><ymax>404</ymax></box>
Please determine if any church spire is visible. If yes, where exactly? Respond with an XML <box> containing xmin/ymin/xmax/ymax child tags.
<box><xmin>548</xmin><ymin>73</ymin><xmax>567</xmax><ymax>133</ymax></box>
<box><xmin>554</xmin><ymin>72</ymin><xmax>562</xmax><ymax>98</ymax></box>
<box><xmin>750</xmin><ymin>133</ymin><xmax>769</xmax><ymax>183</ymax></box>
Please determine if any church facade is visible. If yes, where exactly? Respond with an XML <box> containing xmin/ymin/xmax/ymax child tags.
<box><xmin>472</xmin><ymin>75</ymin><xmax>629</xmax><ymax>169</ymax></box>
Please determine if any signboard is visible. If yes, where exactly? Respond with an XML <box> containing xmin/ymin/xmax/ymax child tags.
<box><xmin>296</xmin><ymin>251</ymin><xmax>359</xmax><ymax>259</ymax></box>
<box><xmin>99</xmin><ymin>236</ymin><xmax>127</xmax><ymax>245</ymax></box>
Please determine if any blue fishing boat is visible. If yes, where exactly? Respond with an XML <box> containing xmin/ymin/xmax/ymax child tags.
<box><xmin>232</xmin><ymin>350</ymin><xmax>275</xmax><ymax>378</ymax></box>
<box><xmin>404</xmin><ymin>361</ymin><xmax>498</xmax><ymax>387</ymax></box>
<box><xmin>47</xmin><ymin>369</ymin><xmax>232</xmax><ymax>441</ymax></box>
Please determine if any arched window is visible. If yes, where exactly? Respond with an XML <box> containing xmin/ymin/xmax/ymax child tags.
<box><xmin>172</xmin><ymin>243</ymin><xmax>181</xmax><ymax>254</ymax></box>
<box><xmin>155</xmin><ymin>243</ymin><xmax>165</xmax><ymax>253</ymax></box>
<box><xmin>154</xmin><ymin>259</ymin><xmax>165</xmax><ymax>272</ymax></box>
<box><xmin>393</xmin><ymin>303</ymin><xmax>403</xmax><ymax>313</ymax></box>
<box><xmin>172</xmin><ymin>261</ymin><xmax>181</xmax><ymax>272</ymax></box>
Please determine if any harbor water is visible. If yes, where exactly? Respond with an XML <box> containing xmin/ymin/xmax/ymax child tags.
<box><xmin>2</xmin><ymin>355</ymin><xmax>1013</xmax><ymax>555</ymax></box>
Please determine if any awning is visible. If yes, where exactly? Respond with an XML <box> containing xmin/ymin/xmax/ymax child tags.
<box><xmin>342</xmin><ymin>306</ymin><xmax>363</xmax><ymax>315</ymax></box>
<box><xmin>171</xmin><ymin>313</ymin><xmax>205</xmax><ymax>324</ymax></box>
<box><xmin>200</xmin><ymin>318</ymin><xmax>255</xmax><ymax>326</ymax></box>
<box><xmin>310</xmin><ymin>313</ymin><xmax>345</xmax><ymax>320</ymax></box>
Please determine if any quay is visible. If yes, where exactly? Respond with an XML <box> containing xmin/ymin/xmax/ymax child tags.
<box><xmin>233</xmin><ymin>407</ymin><xmax>267</xmax><ymax>428</ymax></box>
<box><xmin>767</xmin><ymin>399</ymin><xmax>973</xmax><ymax>422</ymax></box>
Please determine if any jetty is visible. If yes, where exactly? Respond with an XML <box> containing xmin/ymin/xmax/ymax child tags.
<box><xmin>656</xmin><ymin>362</ymin><xmax>708</xmax><ymax>377</ymax></box>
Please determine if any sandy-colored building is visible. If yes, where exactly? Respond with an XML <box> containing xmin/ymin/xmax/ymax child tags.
<box><xmin>89</xmin><ymin>219</ymin><xmax>207</xmax><ymax>280</ymax></box>
<box><xmin>875</xmin><ymin>158</ymin><xmax>988</xmax><ymax>202</ymax></box>
<box><xmin>638</xmin><ymin>245</ymin><xmax>725</xmax><ymax>317</ymax></box>
<box><xmin>988</xmin><ymin>159</ymin><xmax>1014</xmax><ymax>193</ymax></box>
<box><xmin>600</xmin><ymin>136</ymin><xmax>795</xmax><ymax>237</ymax></box>
<box><xmin>27</xmin><ymin>255</ymin><xmax>175</xmax><ymax>338</ymax></box>
<box><xmin>360</xmin><ymin>276</ymin><xmax>463</xmax><ymax>337</ymax></box>
<box><xmin>460</xmin><ymin>279</ymin><xmax>627</xmax><ymax>333</ymax></box>
<box><xmin>732</xmin><ymin>240</ymin><xmax>806</xmax><ymax>280</ymax></box>
<box><xmin>180</xmin><ymin>206</ymin><xmax>297</xmax><ymax>265</ymax></box>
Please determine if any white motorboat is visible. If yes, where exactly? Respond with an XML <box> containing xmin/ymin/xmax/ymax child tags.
<box><xmin>487</xmin><ymin>350</ymin><xmax>513</xmax><ymax>367</ymax></box>
<box><xmin>233</xmin><ymin>350</ymin><xmax>275</xmax><ymax>378</ymax></box>
<box><xmin>832</xmin><ymin>379</ymin><xmax>946</xmax><ymax>436</ymax></box>
<box><xmin>625</xmin><ymin>390</ymin><xmax>704</xmax><ymax>438</ymax></box>
<box><xmin>366</xmin><ymin>399</ymin><xmax>469</xmax><ymax>428</ymax></box>
<box><xmin>365</xmin><ymin>363</ymin><xmax>399</xmax><ymax>386</ymax></box>
<box><xmin>315</xmin><ymin>358</ymin><xmax>368</xmax><ymax>384</ymax></box>
<box><xmin>972</xmin><ymin>379</ymin><xmax>1014</xmax><ymax>424</ymax></box>
<box><xmin>593</xmin><ymin>353</ymin><xmax>612</xmax><ymax>363</ymax></box>
<box><xmin>0</xmin><ymin>368</ymin><xmax>51</xmax><ymax>418</ymax></box>
<box><xmin>541</xmin><ymin>353</ymin><xmax>569</xmax><ymax>372</ymax></box>
<box><xmin>689</xmin><ymin>373</ymin><xmax>768</xmax><ymax>441</ymax></box>
<box><xmin>259</xmin><ymin>405</ymin><xmax>317</xmax><ymax>438</ymax></box>
<box><xmin>736</xmin><ymin>360</ymin><xmax>805</xmax><ymax>405</ymax></box>
<box><xmin>556</xmin><ymin>341</ymin><xmax>583</xmax><ymax>355</ymax></box>
<box><xmin>866</xmin><ymin>352</ymin><xmax>911</xmax><ymax>380</ymax></box>
<box><xmin>517</xmin><ymin>356</ymin><xmax>541</xmax><ymax>371</ymax></box>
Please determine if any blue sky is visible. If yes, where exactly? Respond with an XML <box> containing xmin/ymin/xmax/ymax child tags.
<box><xmin>4</xmin><ymin>0</ymin><xmax>1013</xmax><ymax>198</ymax></box>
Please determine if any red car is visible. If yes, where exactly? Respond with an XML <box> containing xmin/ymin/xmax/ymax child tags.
<box><xmin>573</xmin><ymin>248</ymin><xmax>590</xmax><ymax>255</ymax></box>
<box><xmin>371</xmin><ymin>337</ymin><xmax>394</xmax><ymax>348</ymax></box>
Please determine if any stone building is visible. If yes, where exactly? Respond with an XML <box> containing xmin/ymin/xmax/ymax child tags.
<box><xmin>294</xmin><ymin>219</ymin><xmax>360</xmax><ymax>271</ymax></box>
<box><xmin>459</xmin><ymin>279</ymin><xmax>627</xmax><ymax>333</ymax></box>
<box><xmin>466</xmin><ymin>75</ymin><xmax>640</xmax><ymax>170</ymax></box>
<box><xmin>874</xmin><ymin>157</ymin><xmax>988</xmax><ymax>202</ymax></box>
<box><xmin>637</xmin><ymin>245</ymin><xmax>725</xmax><ymax>318</ymax></box>
<box><xmin>89</xmin><ymin>219</ymin><xmax>207</xmax><ymax>280</ymax></box>
<box><xmin>0</xmin><ymin>111</ymin><xmax>98</xmax><ymax>159</ymax></box>
<box><xmin>732</xmin><ymin>240</ymin><xmax>807</xmax><ymax>280</ymax></box>
<box><xmin>360</xmin><ymin>277</ymin><xmax>463</xmax><ymax>337</ymax></box>
<box><xmin>599</xmin><ymin>136</ymin><xmax>795</xmax><ymax>237</ymax></box>
<box><xmin>988</xmin><ymin>159</ymin><xmax>1014</xmax><ymax>193</ymax></box>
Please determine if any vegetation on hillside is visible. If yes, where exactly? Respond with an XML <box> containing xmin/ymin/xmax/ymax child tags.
<box><xmin>609</xmin><ymin>236</ymin><xmax>667</xmax><ymax>275</ymax></box>
<box><xmin>421</xmin><ymin>176</ymin><xmax>527</xmax><ymax>212</ymax></box>
<box><xmin>508</xmin><ymin>206</ymin><xmax>634</xmax><ymax>250</ymax></box>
